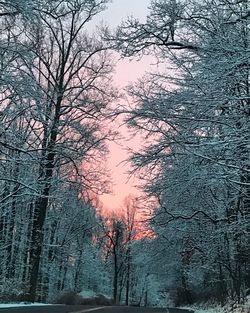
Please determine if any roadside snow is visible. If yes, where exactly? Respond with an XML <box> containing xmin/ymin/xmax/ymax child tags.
<box><xmin>180</xmin><ymin>297</ymin><xmax>250</xmax><ymax>313</ymax></box>
<box><xmin>0</xmin><ymin>303</ymin><xmax>50</xmax><ymax>308</ymax></box>
<box><xmin>180</xmin><ymin>306</ymin><xmax>221</xmax><ymax>313</ymax></box>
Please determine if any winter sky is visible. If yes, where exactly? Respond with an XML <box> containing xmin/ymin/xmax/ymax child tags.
<box><xmin>97</xmin><ymin>0</ymin><xmax>153</xmax><ymax>211</ymax></box>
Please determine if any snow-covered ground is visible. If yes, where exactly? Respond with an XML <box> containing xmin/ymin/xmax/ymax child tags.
<box><xmin>184</xmin><ymin>308</ymin><xmax>221</xmax><ymax>313</ymax></box>
<box><xmin>0</xmin><ymin>303</ymin><xmax>51</xmax><ymax>308</ymax></box>
<box><xmin>188</xmin><ymin>305</ymin><xmax>250</xmax><ymax>313</ymax></box>
<box><xmin>181</xmin><ymin>296</ymin><xmax>250</xmax><ymax>313</ymax></box>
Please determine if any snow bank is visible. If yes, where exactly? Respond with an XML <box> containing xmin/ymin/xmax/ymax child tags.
<box><xmin>180</xmin><ymin>297</ymin><xmax>250</xmax><ymax>313</ymax></box>
<box><xmin>0</xmin><ymin>303</ymin><xmax>50</xmax><ymax>308</ymax></box>
<box><xmin>183</xmin><ymin>306</ymin><xmax>250</xmax><ymax>313</ymax></box>
<box><xmin>180</xmin><ymin>305</ymin><xmax>221</xmax><ymax>313</ymax></box>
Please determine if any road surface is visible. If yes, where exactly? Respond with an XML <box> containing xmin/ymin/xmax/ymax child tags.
<box><xmin>0</xmin><ymin>305</ymin><xmax>194</xmax><ymax>313</ymax></box>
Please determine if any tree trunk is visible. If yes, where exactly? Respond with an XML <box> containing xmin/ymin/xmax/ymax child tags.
<box><xmin>27</xmin><ymin>86</ymin><xmax>61</xmax><ymax>301</ymax></box>
<box><xmin>28</xmin><ymin>192</ymin><xmax>50</xmax><ymax>301</ymax></box>
<box><xmin>113</xmin><ymin>251</ymin><xmax>118</xmax><ymax>304</ymax></box>
<box><xmin>125</xmin><ymin>248</ymin><xmax>131</xmax><ymax>305</ymax></box>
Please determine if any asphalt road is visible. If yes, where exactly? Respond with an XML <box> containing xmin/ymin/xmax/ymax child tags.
<box><xmin>0</xmin><ymin>305</ymin><xmax>194</xmax><ymax>313</ymax></box>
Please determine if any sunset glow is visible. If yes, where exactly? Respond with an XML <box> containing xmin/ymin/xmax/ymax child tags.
<box><xmin>97</xmin><ymin>0</ymin><xmax>153</xmax><ymax>211</ymax></box>
<box><xmin>1</xmin><ymin>0</ymin><xmax>248</xmax><ymax>310</ymax></box>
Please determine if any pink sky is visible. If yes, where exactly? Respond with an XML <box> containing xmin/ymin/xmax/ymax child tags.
<box><xmin>97</xmin><ymin>0</ymin><xmax>153</xmax><ymax>211</ymax></box>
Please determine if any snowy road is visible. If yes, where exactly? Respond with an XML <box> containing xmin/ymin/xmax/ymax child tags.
<box><xmin>0</xmin><ymin>305</ymin><xmax>194</xmax><ymax>313</ymax></box>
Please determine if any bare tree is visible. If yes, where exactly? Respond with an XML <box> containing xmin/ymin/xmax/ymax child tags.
<box><xmin>1</xmin><ymin>0</ymin><xmax>116</xmax><ymax>301</ymax></box>
<box><xmin>23</xmin><ymin>0</ymin><xmax>115</xmax><ymax>301</ymax></box>
<box><xmin>108</xmin><ymin>0</ymin><xmax>250</xmax><ymax>304</ymax></box>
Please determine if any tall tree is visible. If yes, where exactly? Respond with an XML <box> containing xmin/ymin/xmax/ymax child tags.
<box><xmin>0</xmin><ymin>0</ymin><xmax>116</xmax><ymax>301</ymax></box>
<box><xmin>25</xmin><ymin>0</ymin><xmax>115</xmax><ymax>301</ymax></box>
<box><xmin>109</xmin><ymin>0</ymin><xmax>250</xmax><ymax>304</ymax></box>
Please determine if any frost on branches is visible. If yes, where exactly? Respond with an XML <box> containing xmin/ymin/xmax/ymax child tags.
<box><xmin>109</xmin><ymin>0</ymin><xmax>250</xmax><ymax>306</ymax></box>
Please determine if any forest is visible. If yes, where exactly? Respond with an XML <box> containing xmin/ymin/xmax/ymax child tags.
<box><xmin>0</xmin><ymin>0</ymin><xmax>249</xmax><ymax>310</ymax></box>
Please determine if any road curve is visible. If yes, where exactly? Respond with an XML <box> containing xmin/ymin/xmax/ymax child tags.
<box><xmin>0</xmin><ymin>305</ymin><xmax>194</xmax><ymax>313</ymax></box>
